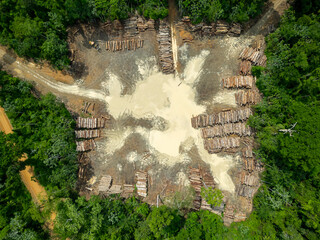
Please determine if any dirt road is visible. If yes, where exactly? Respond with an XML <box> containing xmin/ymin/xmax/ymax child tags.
<box><xmin>0</xmin><ymin>107</ymin><xmax>55</xmax><ymax>231</ymax></box>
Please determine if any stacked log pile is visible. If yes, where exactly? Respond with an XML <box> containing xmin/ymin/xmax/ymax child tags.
<box><xmin>239</xmin><ymin>47</ymin><xmax>267</xmax><ymax>66</ymax></box>
<box><xmin>235</xmin><ymin>90</ymin><xmax>261</xmax><ymax>106</ymax></box>
<box><xmin>157</xmin><ymin>21</ymin><xmax>174</xmax><ymax>74</ymax></box>
<box><xmin>124</xmin><ymin>17</ymin><xmax>138</xmax><ymax>37</ymax></box>
<box><xmin>215</xmin><ymin>21</ymin><xmax>229</xmax><ymax>34</ymax></box>
<box><xmin>109</xmin><ymin>184</ymin><xmax>122</xmax><ymax>194</ymax></box>
<box><xmin>222</xmin><ymin>75</ymin><xmax>255</xmax><ymax>89</ymax></box>
<box><xmin>234</xmin><ymin>212</ymin><xmax>247</xmax><ymax>222</ymax></box>
<box><xmin>191</xmin><ymin>108</ymin><xmax>252</xmax><ymax>129</ymax></box>
<box><xmin>239</xmin><ymin>60</ymin><xmax>252</xmax><ymax>75</ymax></box>
<box><xmin>229</xmin><ymin>23</ymin><xmax>242</xmax><ymax>36</ymax></box>
<box><xmin>182</xmin><ymin>19</ymin><xmax>241</xmax><ymax>37</ymax></box>
<box><xmin>105</xmin><ymin>39</ymin><xmax>144</xmax><ymax>51</ymax></box>
<box><xmin>189</xmin><ymin>168</ymin><xmax>202</xmax><ymax>209</ymax></box>
<box><xmin>137</xmin><ymin>17</ymin><xmax>155</xmax><ymax>32</ymax></box>
<box><xmin>240</xmin><ymin>171</ymin><xmax>258</xmax><ymax>186</ymax></box>
<box><xmin>135</xmin><ymin>171</ymin><xmax>148</xmax><ymax>198</ymax></box>
<box><xmin>201</xmin><ymin>122</ymin><xmax>252</xmax><ymax>138</ymax></box>
<box><xmin>98</xmin><ymin>175</ymin><xmax>112</xmax><ymax>192</ymax></box>
<box><xmin>76</xmin><ymin>139</ymin><xmax>96</xmax><ymax>152</ymax></box>
<box><xmin>76</xmin><ymin>117</ymin><xmax>106</xmax><ymax>129</ymax></box>
<box><xmin>204</xmin><ymin>137</ymin><xmax>240</xmax><ymax>153</ymax></box>
<box><xmin>75</xmin><ymin>129</ymin><xmax>100</xmax><ymax>139</ymax></box>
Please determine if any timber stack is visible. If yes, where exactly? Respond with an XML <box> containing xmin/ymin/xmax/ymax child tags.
<box><xmin>239</xmin><ymin>47</ymin><xmax>267</xmax><ymax>66</ymax></box>
<box><xmin>98</xmin><ymin>175</ymin><xmax>112</xmax><ymax>192</ymax></box>
<box><xmin>235</xmin><ymin>90</ymin><xmax>261</xmax><ymax>106</ymax></box>
<box><xmin>191</xmin><ymin>108</ymin><xmax>253</xmax><ymax>129</ymax></box>
<box><xmin>75</xmin><ymin>129</ymin><xmax>100</xmax><ymax>139</ymax></box>
<box><xmin>229</xmin><ymin>23</ymin><xmax>242</xmax><ymax>36</ymax></box>
<box><xmin>222</xmin><ymin>75</ymin><xmax>255</xmax><ymax>89</ymax></box>
<box><xmin>137</xmin><ymin>17</ymin><xmax>155</xmax><ymax>32</ymax></box>
<box><xmin>135</xmin><ymin>171</ymin><xmax>148</xmax><ymax>198</ymax></box>
<box><xmin>215</xmin><ymin>20</ymin><xmax>229</xmax><ymax>34</ymax></box>
<box><xmin>123</xmin><ymin>184</ymin><xmax>135</xmax><ymax>194</ymax></box>
<box><xmin>76</xmin><ymin>139</ymin><xmax>96</xmax><ymax>152</ymax></box>
<box><xmin>157</xmin><ymin>20</ymin><xmax>174</xmax><ymax>74</ymax></box>
<box><xmin>204</xmin><ymin>137</ymin><xmax>240</xmax><ymax>153</ymax></box>
<box><xmin>201</xmin><ymin>122</ymin><xmax>252</xmax><ymax>138</ymax></box>
<box><xmin>76</xmin><ymin>117</ymin><xmax>106</xmax><ymax>129</ymax></box>
<box><xmin>105</xmin><ymin>39</ymin><xmax>144</xmax><ymax>51</ymax></box>
<box><xmin>189</xmin><ymin>168</ymin><xmax>202</xmax><ymax>209</ymax></box>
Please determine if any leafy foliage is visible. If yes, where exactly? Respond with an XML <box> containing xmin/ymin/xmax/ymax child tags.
<box><xmin>178</xmin><ymin>0</ymin><xmax>267</xmax><ymax>23</ymax></box>
<box><xmin>0</xmin><ymin>71</ymin><xmax>78</xmax><ymax>195</ymax></box>
<box><xmin>200</xmin><ymin>187</ymin><xmax>223</xmax><ymax>207</ymax></box>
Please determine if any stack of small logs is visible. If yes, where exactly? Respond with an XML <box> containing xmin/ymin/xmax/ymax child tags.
<box><xmin>242</xmin><ymin>146</ymin><xmax>255</xmax><ymax>172</ymax></box>
<box><xmin>157</xmin><ymin>20</ymin><xmax>174</xmax><ymax>74</ymax></box>
<box><xmin>137</xmin><ymin>17</ymin><xmax>155</xmax><ymax>32</ymax></box>
<box><xmin>135</xmin><ymin>171</ymin><xmax>148</xmax><ymax>198</ymax></box>
<box><xmin>235</xmin><ymin>90</ymin><xmax>261</xmax><ymax>106</ymax></box>
<box><xmin>76</xmin><ymin>117</ymin><xmax>106</xmax><ymax>129</ymax></box>
<box><xmin>201</xmin><ymin>122</ymin><xmax>252</xmax><ymax>138</ymax></box>
<box><xmin>222</xmin><ymin>75</ymin><xmax>255</xmax><ymax>89</ymax></box>
<box><xmin>189</xmin><ymin>168</ymin><xmax>202</xmax><ymax>209</ymax></box>
<box><xmin>223</xmin><ymin>202</ymin><xmax>247</xmax><ymax>225</ymax></box>
<box><xmin>181</xmin><ymin>17</ymin><xmax>242</xmax><ymax>37</ymax></box>
<box><xmin>76</xmin><ymin>139</ymin><xmax>96</xmax><ymax>152</ymax></box>
<box><xmin>75</xmin><ymin>129</ymin><xmax>100</xmax><ymax>139</ymax></box>
<box><xmin>204</xmin><ymin>137</ymin><xmax>240</xmax><ymax>153</ymax></box>
<box><xmin>124</xmin><ymin>16</ymin><xmax>138</xmax><ymax>37</ymax></box>
<box><xmin>105</xmin><ymin>39</ymin><xmax>144</xmax><ymax>52</ymax></box>
<box><xmin>191</xmin><ymin>108</ymin><xmax>253</xmax><ymax>129</ymax></box>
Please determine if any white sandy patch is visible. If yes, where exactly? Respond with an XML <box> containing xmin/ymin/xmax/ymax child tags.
<box><xmin>127</xmin><ymin>151</ymin><xmax>138</xmax><ymax>163</ymax></box>
<box><xmin>183</xmin><ymin>50</ymin><xmax>210</xmax><ymax>85</ymax></box>
<box><xmin>212</xmin><ymin>89</ymin><xmax>238</xmax><ymax>107</ymax></box>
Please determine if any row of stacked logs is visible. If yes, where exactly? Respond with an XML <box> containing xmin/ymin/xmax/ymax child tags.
<box><xmin>135</xmin><ymin>171</ymin><xmax>148</xmax><ymax>198</ymax></box>
<box><xmin>239</xmin><ymin>42</ymin><xmax>267</xmax><ymax>75</ymax></box>
<box><xmin>235</xmin><ymin>90</ymin><xmax>261</xmax><ymax>106</ymax></box>
<box><xmin>157</xmin><ymin>20</ymin><xmax>175</xmax><ymax>74</ymax></box>
<box><xmin>105</xmin><ymin>39</ymin><xmax>144</xmax><ymax>51</ymax></box>
<box><xmin>76</xmin><ymin>117</ymin><xmax>106</xmax><ymax>152</ymax></box>
<box><xmin>181</xmin><ymin>17</ymin><xmax>242</xmax><ymax>37</ymax></box>
<box><xmin>222</xmin><ymin>75</ymin><xmax>255</xmax><ymax>89</ymax></box>
<box><xmin>204</xmin><ymin>137</ymin><xmax>241</xmax><ymax>153</ymax></box>
<box><xmin>201</xmin><ymin>122</ymin><xmax>252</xmax><ymax>138</ymax></box>
<box><xmin>191</xmin><ymin>108</ymin><xmax>253</xmax><ymax>129</ymax></box>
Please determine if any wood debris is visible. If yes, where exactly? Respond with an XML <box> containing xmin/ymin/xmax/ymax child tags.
<box><xmin>123</xmin><ymin>184</ymin><xmax>135</xmax><ymax>194</ymax></box>
<box><xmin>204</xmin><ymin>137</ymin><xmax>240</xmax><ymax>153</ymax></box>
<box><xmin>191</xmin><ymin>108</ymin><xmax>252</xmax><ymax>129</ymax></box>
<box><xmin>229</xmin><ymin>23</ymin><xmax>242</xmax><ymax>36</ymax></box>
<box><xmin>215</xmin><ymin>21</ymin><xmax>229</xmax><ymax>34</ymax></box>
<box><xmin>240</xmin><ymin>171</ymin><xmax>259</xmax><ymax>186</ymax></box>
<box><xmin>237</xmin><ymin>185</ymin><xmax>257</xmax><ymax>198</ymax></box>
<box><xmin>223</xmin><ymin>203</ymin><xmax>235</xmax><ymax>226</ymax></box>
<box><xmin>189</xmin><ymin>168</ymin><xmax>202</xmax><ymax>209</ymax></box>
<box><xmin>239</xmin><ymin>47</ymin><xmax>267</xmax><ymax>66</ymax></box>
<box><xmin>235</xmin><ymin>90</ymin><xmax>261</xmax><ymax>106</ymax></box>
<box><xmin>76</xmin><ymin>117</ymin><xmax>106</xmax><ymax>129</ymax></box>
<box><xmin>105</xmin><ymin>39</ymin><xmax>144</xmax><ymax>52</ymax></box>
<box><xmin>109</xmin><ymin>184</ymin><xmax>122</xmax><ymax>194</ymax></box>
<box><xmin>124</xmin><ymin>16</ymin><xmax>138</xmax><ymax>37</ymax></box>
<box><xmin>98</xmin><ymin>175</ymin><xmax>112</xmax><ymax>192</ymax></box>
<box><xmin>239</xmin><ymin>60</ymin><xmax>252</xmax><ymax>75</ymax></box>
<box><xmin>222</xmin><ymin>75</ymin><xmax>255</xmax><ymax>89</ymax></box>
<box><xmin>157</xmin><ymin>20</ymin><xmax>174</xmax><ymax>74</ymax></box>
<box><xmin>135</xmin><ymin>171</ymin><xmax>148</xmax><ymax>198</ymax></box>
<box><xmin>234</xmin><ymin>212</ymin><xmax>247</xmax><ymax>222</ymax></box>
<box><xmin>76</xmin><ymin>139</ymin><xmax>96</xmax><ymax>152</ymax></box>
<box><xmin>201</xmin><ymin>122</ymin><xmax>252</xmax><ymax>138</ymax></box>
<box><xmin>75</xmin><ymin>129</ymin><xmax>100</xmax><ymax>139</ymax></box>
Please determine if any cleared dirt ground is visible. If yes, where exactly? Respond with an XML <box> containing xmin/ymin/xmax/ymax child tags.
<box><xmin>0</xmin><ymin>0</ymin><xmax>288</xmax><ymax>208</ymax></box>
